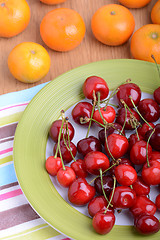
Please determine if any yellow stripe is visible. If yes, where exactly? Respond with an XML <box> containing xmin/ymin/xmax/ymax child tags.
<box><xmin>0</xmin><ymin>112</ymin><xmax>23</xmax><ymax>127</ymax></box>
<box><xmin>0</xmin><ymin>155</ymin><xmax>13</xmax><ymax>165</ymax></box>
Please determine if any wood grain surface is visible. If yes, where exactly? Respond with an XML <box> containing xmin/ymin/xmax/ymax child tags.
<box><xmin>0</xmin><ymin>0</ymin><xmax>157</xmax><ymax>95</ymax></box>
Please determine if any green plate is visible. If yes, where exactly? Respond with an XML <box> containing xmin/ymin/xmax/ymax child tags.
<box><xmin>14</xmin><ymin>59</ymin><xmax>160</xmax><ymax>240</ymax></box>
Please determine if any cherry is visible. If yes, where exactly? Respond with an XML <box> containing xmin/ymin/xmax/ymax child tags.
<box><xmin>130</xmin><ymin>195</ymin><xmax>157</xmax><ymax>217</ymax></box>
<box><xmin>150</xmin><ymin>151</ymin><xmax>160</xmax><ymax>162</ymax></box>
<box><xmin>71</xmin><ymin>101</ymin><xmax>93</xmax><ymax>125</ymax></box>
<box><xmin>88</xmin><ymin>196</ymin><xmax>114</xmax><ymax>217</ymax></box>
<box><xmin>105</xmin><ymin>133</ymin><xmax>129</xmax><ymax>159</ymax></box>
<box><xmin>82</xmin><ymin>76</ymin><xmax>109</xmax><ymax>100</ymax></box>
<box><xmin>53</xmin><ymin>140</ymin><xmax>77</xmax><ymax>163</ymax></box>
<box><xmin>94</xmin><ymin>175</ymin><xmax>114</xmax><ymax>196</ymax></box>
<box><xmin>111</xmin><ymin>186</ymin><xmax>136</xmax><ymax>209</ymax></box>
<box><xmin>132</xmin><ymin>176</ymin><xmax>150</xmax><ymax>196</ymax></box>
<box><xmin>84</xmin><ymin>151</ymin><xmax>110</xmax><ymax>175</ymax></box>
<box><xmin>109</xmin><ymin>158</ymin><xmax>133</xmax><ymax>176</ymax></box>
<box><xmin>92</xmin><ymin>211</ymin><xmax>115</xmax><ymax>235</ymax></box>
<box><xmin>142</xmin><ymin>160</ymin><xmax>160</xmax><ymax>185</ymax></box>
<box><xmin>116</xmin><ymin>107</ymin><xmax>140</xmax><ymax>130</ymax></box>
<box><xmin>68</xmin><ymin>178</ymin><xmax>96</xmax><ymax>205</ymax></box>
<box><xmin>45</xmin><ymin>156</ymin><xmax>62</xmax><ymax>176</ymax></box>
<box><xmin>57</xmin><ymin>166</ymin><xmax>76</xmax><ymax>188</ymax></box>
<box><xmin>128</xmin><ymin>133</ymin><xmax>144</xmax><ymax>151</ymax></box>
<box><xmin>155</xmin><ymin>194</ymin><xmax>160</xmax><ymax>210</ymax></box>
<box><xmin>138</xmin><ymin>98</ymin><xmax>159</xmax><ymax>122</ymax></box>
<box><xmin>93</xmin><ymin>106</ymin><xmax>116</xmax><ymax>125</ymax></box>
<box><xmin>145</xmin><ymin>124</ymin><xmax>160</xmax><ymax>151</ymax></box>
<box><xmin>98</xmin><ymin>123</ymin><xmax>125</xmax><ymax>145</ymax></box>
<box><xmin>134</xmin><ymin>214</ymin><xmax>160</xmax><ymax>235</ymax></box>
<box><xmin>116</xmin><ymin>82</ymin><xmax>141</xmax><ymax>108</ymax></box>
<box><xmin>130</xmin><ymin>140</ymin><xmax>152</xmax><ymax>165</ymax></box>
<box><xmin>154</xmin><ymin>86</ymin><xmax>160</xmax><ymax>105</ymax></box>
<box><xmin>49</xmin><ymin>119</ymin><xmax>74</xmax><ymax>142</ymax></box>
<box><xmin>77</xmin><ymin>136</ymin><xmax>102</xmax><ymax>156</ymax></box>
<box><xmin>70</xmin><ymin>159</ymin><xmax>88</xmax><ymax>178</ymax></box>
<box><xmin>137</xmin><ymin>122</ymin><xmax>155</xmax><ymax>138</ymax></box>
<box><xmin>114</xmin><ymin>164</ymin><xmax>137</xmax><ymax>186</ymax></box>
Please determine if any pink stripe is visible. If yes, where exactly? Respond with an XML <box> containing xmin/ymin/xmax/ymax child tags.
<box><xmin>62</xmin><ymin>239</ymin><xmax>71</xmax><ymax>240</ymax></box>
<box><xmin>0</xmin><ymin>147</ymin><xmax>13</xmax><ymax>155</ymax></box>
<box><xmin>0</xmin><ymin>189</ymin><xmax>22</xmax><ymax>201</ymax></box>
<box><xmin>0</xmin><ymin>102</ymin><xmax>28</xmax><ymax>112</ymax></box>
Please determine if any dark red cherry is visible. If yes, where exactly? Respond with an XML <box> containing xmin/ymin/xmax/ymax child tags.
<box><xmin>92</xmin><ymin>211</ymin><xmax>115</xmax><ymax>235</ymax></box>
<box><xmin>53</xmin><ymin>140</ymin><xmax>77</xmax><ymax>163</ymax></box>
<box><xmin>116</xmin><ymin>82</ymin><xmax>141</xmax><ymax>108</ymax></box>
<box><xmin>94</xmin><ymin>175</ymin><xmax>114</xmax><ymax>196</ymax></box>
<box><xmin>145</xmin><ymin>124</ymin><xmax>160</xmax><ymax>151</ymax></box>
<box><xmin>116</xmin><ymin>107</ymin><xmax>140</xmax><ymax>130</ymax></box>
<box><xmin>130</xmin><ymin>195</ymin><xmax>157</xmax><ymax>217</ymax></box>
<box><xmin>83</xmin><ymin>76</ymin><xmax>109</xmax><ymax>100</ymax></box>
<box><xmin>114</xmin><ymin>164</ymin><xmax>137</xmax><ymax>186</ymax></box>
<box><xmin>77</xmin><ymin>136</ymin><xmax>102</xmax><ymax>156</ymax></box>
<box><xmin>70</xmin><ymin>159</ymin><xmax>88</xmax><ymax>178</ymax></box>
<box><xmin>142</xmin><ymin>160</ymin><xmax>160</xmax><ymax>185</ymax></box>
<box><xmin>84</xmin><ymin>151</ymin><xmax>110</xmax><ymax>175</ymax></box>
<box><xmin>111</xmin><ymin>186</ymin><xmax>136</xmax><ymax>209</ymax></box>
<box><xmin>150</xmin><ymin>151</ymin><xmax>160</xmax><ymax>162</ymax></box>
<box><xmin>134</xmin><ymin>214</ymin><xmax>160</xmax><ymax>235</ymax></box>
<box><xmin>154</xmin><ymin>86</ymin><xmax>160</xmax><ymax>105</ymax></box>
<box><xmin>130</xmin><ymin>140</ymin><xmax>152</xmax><ymax>165</ymax></box>
<box><xmin>155</xmin><ymin>194</ymin><xmax>160</xmax><ymax>210</ymax></box>
<box><xmin>132</xmin><ymin>176</ymin><xmax>150</xmax><ymax>196</ymax></box>
<box><xmin>49</xmin><ymin>119</ymin><xmax>74</xmax><ymax>142</ymax></box>
<box><xmin>98</xmin><ymin>123</ymin><xmax>125</xmax><ymax>145</ymax></box>
<box><xmin>68</xmin><ymin>178</ymin><xmax>96</xmax><ymax>206</ymax></box>
<box><xmin>137</xmin><ymin>122</ymin><xmax>155</xmax><ymax>138</ymax></box>
<box><xmin>138</xmin><ymin>98</ymin><xmax>159</xmax><ymax>122</ymax></box>
<box><xmin>105</xmin><ymin>133</ymin><xmax>129</xmax><ymax>159</ymax></box>
<box><xmin>71</xmin><ymin>101</ymin><xmax>93</xmax><ymax>125</ymax></box>
<box><xmin>110</xmin><ymin>158</ymin><xmax>133</xmax><ymax>176</ymax></box>
<box><xmin>129</xmin><ymin>133</ymin><xmax>144</xmax><ymax>151</ymax></box>
<box><xmin>93</xmin><ymin>106</ymin><xmax>116</xmax><ymax>125</ymax></box>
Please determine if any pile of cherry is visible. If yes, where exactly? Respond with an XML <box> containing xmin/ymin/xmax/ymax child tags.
<box><xmin>45</xmin><ymin>75</ymin><xmax>160</xmax><ymax>236</ymax></box>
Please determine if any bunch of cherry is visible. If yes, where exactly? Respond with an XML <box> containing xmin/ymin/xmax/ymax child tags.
<box><xmin>45</xmin><ymin>75</ymin><xmax>160</xmax><ymax>236</ymax></box>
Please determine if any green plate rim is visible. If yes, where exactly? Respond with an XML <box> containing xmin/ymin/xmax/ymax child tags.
<box><xmin>13</xmin><ymin>59</ymin><xmax>160</xmax><ymax>240</ymax></box>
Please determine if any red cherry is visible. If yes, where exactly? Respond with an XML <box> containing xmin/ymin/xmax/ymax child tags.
<box><xmin>57</xmin><ymin>166</ymin><xmax>76</xmax><ymax>188</ymax></box>
<box><xmin>49</xmin><ymin>119</ymin><xmax>74</xmax><ymax>142</ymax></box>
<box><xmin>68</xmin><ymin>178</ymin><xmax>96</xmax><ymax>205</ymax></box>
<box><xmin>114</xmin><ymin>164</ymin><xmax>137</xmax><ymax>186</ymax></box>
<box><xmin>93</xmin><ymin>106</ymin><xmax>116</xmax><ymax>125</ymax></box>
<box><xmin>83</xmin><ymin>76</ymin><xmax>109</xmax><ymax>100</ymax></box>
<box><xmin>137</xmin><ymin>122</ymin><xmax>155</xmax><ymax>138</ymax></box>
<box><xmin>77</xmin><ymin>136</ymin><xmax>102</xmax><ymax>156</ymax></box>
<box><xmin>110</xmin><ymin>157</ymin><xmax>133</xmax><ymax>176</ymax></box>
<box><xmin>45</xmin><ymin>156</ymin><xmax>62</xmax><ymax>176</ymax></box>
<box><xmin>54</xmin><ymin>140</ymin><xmax>77</xmax><ymax>163</ymax></box>
<box><xmin>155</xmin><ymin>194</ymin><xmax>160</xmax><ymax>210</ymax></box>
<box><xmin>145</xmin><ymin>124</ymin><xmax>160</xmax><ymax>151</ymax></box>
<box><xmin>132</xmin><ymin>176</ymin><xmax>150</xmax><ymax>196</ymax></box>
<box><xmin>154</xmin><ymin>86</ymin><xmax>160</xmax><ymax>105</ymax></box>
<box><xmin>130</xmin><ymin>195</ymin><xmax>157</xmax><ymax>217</ymax></box>
<box><xmin>94</xmin><ymin>175</ymin><xmax>114</xmax><ymax>196</ymax></box>
<box><xmin>150</xmin><ymin>151</ymin><xmax>160</xmax><ymax>162</ymax></box>
<box><xmin>84</xmin><ymin>151</ymin><xmax>110</xmax><ymax>175</ymax></box>
<box><xmin>105</xmin><ymin>133</ymin><xmax>129</xmax><ymax>159</ymax></box>
<box><xmin>70</xmin><ymin>159</ymin><xmax>88</xmax><ymax>178</ymax></box>
<box><xmin>116</xmin><ymin>107</ymin><xmax>140</xmax><ymax>130</ymax></box>
<box><xmin>142</xmin><ymin>160</ymin><xmax>160</xmax><ymax>185</ymax></box>
<box><xmin>71</xmin><ymin>101</ymin><xmax>93</xmax><ymax>125</ymax></box>
<box><xmin>92</xmin><ymin>211</ymin><xmax>115</xmax><ymax>235</ymax></box>
<box><xmin>111</xmin><ymin>186</ymin><xmax>136</xmax><ymax>209</ymax></box>
<box><xmin>116</xmin><ymin>82</ymin><xmax>141</xmax><ymax>108</ymax></box>
<box><xmin>129</xmin><ymin>133</ymin><xmax>144</xmax><ymax>151</ymax></box>
<box><xmin>130</xmin><ymin>140</ymin><xmax>152</xmax><ymax>165</ymax></box>
<box><xmin>88</xmin><ymin>196</ymin><xmax>113</xmax><ymax>217</ymax></box>
<box><xmin>138</xmin><ymin>98</ymin><xmax>159</xmax><ymax>122</ymax></box>
<box><xmin>134</xmin><ymin>214</ymin><xmax>160</xmax><ymax>235</ymax></box>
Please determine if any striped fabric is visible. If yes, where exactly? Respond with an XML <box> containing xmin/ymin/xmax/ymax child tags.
<box><xmin>0</xmin><ymin>84</ymin><xmax>70</xmax><ymax>240</ymax></box>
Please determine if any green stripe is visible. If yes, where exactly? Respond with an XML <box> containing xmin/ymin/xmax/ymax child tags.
<box><xmin>0</xmin><ymin>112</ymin><xmax>23</xmax><ymax>127</ymax></box>
<box><xmin>0</xmin><ymin>155</ymin><xmax>13</xmax><ymax>165</ymax></box>
<box><xmin>1</xmin><ymin>224</ymin><xmax>60</xmax><ymax>240</ymax></box>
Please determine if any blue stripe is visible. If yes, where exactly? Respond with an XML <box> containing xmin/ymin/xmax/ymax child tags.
<box><xmin>0</xmin><ymin>163</ymin><xmax>17</xmax><ymax>186</ymax></box>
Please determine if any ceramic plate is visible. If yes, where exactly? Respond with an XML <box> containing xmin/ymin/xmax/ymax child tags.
<box><xmin>14</xmin><ymin>59</ymin><xmax>160</xmax><ymax>240</ymax></box>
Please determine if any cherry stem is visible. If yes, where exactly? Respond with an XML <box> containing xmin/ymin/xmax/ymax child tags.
<box><xmin>103</xmin><ymin>88</ymin><xmax>119</xmax><ymax>110</ymax></box>
<box><xmin>120</xmin><ymin>104</ymin><xmax>127</xmax><ymax>135</ymax></box>
<box><xmin>129</xmin><ymin>96</ymin><xmax>154</xmax><ymax>130</ymax></box>
<box><xmin>135</xmin><ymin>126</ymin><xmax>140</xmax><ymax>141</ymax></box>
<box><xmin>86</xmin><ymin>91</ymin><xmax>96</xmax><ymax>138</ymax></box>
<box><xmin>130</xmin><ymin>185</ymin><xmax>133</xmax><ymax>189</ymax></box>
<box><xmin>104</xmin><ymin>176</ymin><xmax>116</xmax><ymax>213</ymax></box>
<box><xmin>151</xmin><ymin>55</ymin><xmax>160</xmax><ymax>80</ymax></box>
<box><xmin>99</xmin><ymin>168</ymin><xmax>113</xmax><ymax>208</ymax></box>
<box><xmin>97</xmin><ymin>92</ymin><xmax>107</xmax><ymax>125</ymax></box>
<box><xmin>104</xmin><ymin>125</ymin><xmax>116</xmax><ymax>162</ymax></box>
<box><xmin>146</xmin><ymin>128</ymin><xmax>155</xmax><ymax>168</ymax></box>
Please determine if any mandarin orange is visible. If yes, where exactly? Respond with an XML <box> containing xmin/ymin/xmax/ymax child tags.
<box><xmin>118</xmin><ymin>0</ymin><xmax>151</xmax><ymax>8</ymax></box>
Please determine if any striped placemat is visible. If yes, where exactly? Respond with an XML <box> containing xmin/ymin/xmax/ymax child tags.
<box><xmin>0</xmin><ymin>83</ymin><xmax>70</xmax><ymax>240</ymax></box>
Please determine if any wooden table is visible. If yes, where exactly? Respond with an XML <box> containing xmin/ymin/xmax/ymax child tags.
<box><xmin>0</xmin><ymin>0</ymin><xmax>157</xmax><ymax>95</ymax></box>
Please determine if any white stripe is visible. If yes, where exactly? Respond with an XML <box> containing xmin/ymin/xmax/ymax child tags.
<box><xmin>0</xmin><ymin>185</ymin><xmax>20</xmax><ymax>195</ymax></box>
<box><xmin>0</xmin><ymin>194</ymin><xmax>27</xmax><ymax>212</ymax></box>
<box><xmin>0</xmin><ymin>151</ymin><xmax>13</xmax><ymax>159</ymax></box>
<box><xmin>0</xmin><ymin>141</ymin><xmax>13</xmax><ymax>151</ymax></box>
<box><xmin>47</xmin><ymin>236</ymin><xmax>70</xmax><ymax>240</ymax></box>
<box><xmin>0</xmin><ymin>102</ymin><xmax>29</xmax><ymax>119</ymax></box>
